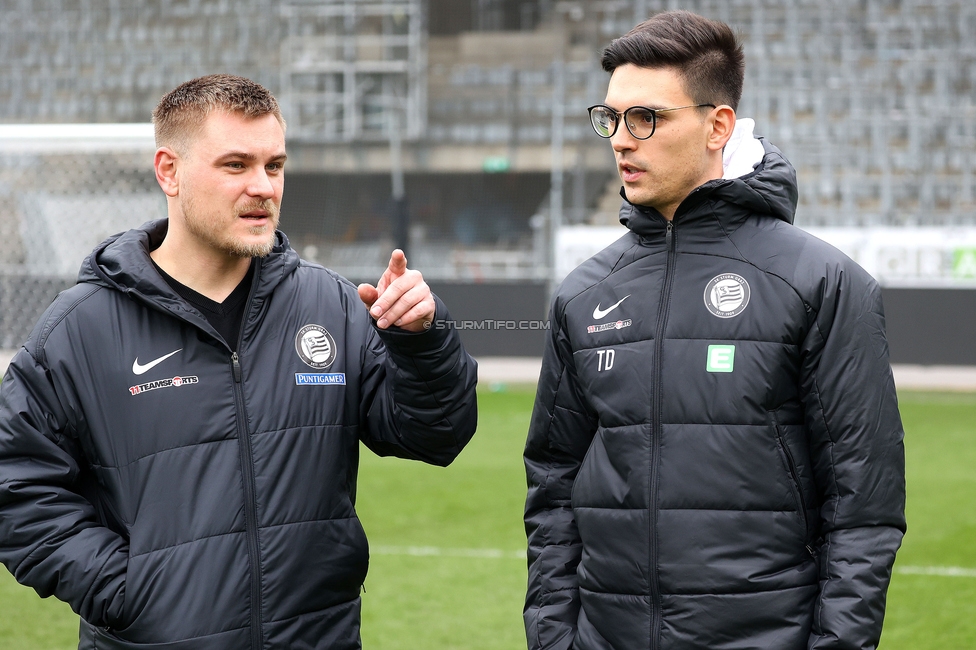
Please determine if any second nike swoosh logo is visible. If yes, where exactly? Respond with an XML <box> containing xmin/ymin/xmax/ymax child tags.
<box><xmin>132</xmin><ymin>349</ymin><xmax>183</xmax><ymax>375</ymax></box>
<box><xmin>592</xmin><ymin>295</ymin><xmax>631</xmax><ymax>320</ymax></box>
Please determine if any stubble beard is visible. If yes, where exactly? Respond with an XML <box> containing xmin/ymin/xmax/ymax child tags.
<box><xmin>180</xmin><ymin>194</ymin><xmax>280</xmax><ymax>258</ymax></box>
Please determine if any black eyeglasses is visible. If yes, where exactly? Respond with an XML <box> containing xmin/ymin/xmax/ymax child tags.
<box><xmin>587</xmin><ymin>103</ymin><xmax>716</xmax><ymax>140</ymax></box>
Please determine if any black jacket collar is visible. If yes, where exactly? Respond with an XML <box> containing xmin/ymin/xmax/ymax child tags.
<box><xmin>618</xmin><ymin>137</ymin><xmax>798</xmax><ymax>239</ymax></box>
<box><xmin>77</xmin><ymin>218</ymin><xmax>300</xmax><ymax>324</ymax></box>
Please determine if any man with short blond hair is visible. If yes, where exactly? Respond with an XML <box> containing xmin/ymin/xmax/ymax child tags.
<box><xmin>0</xmin><ymin>74</ymin><xmax>478</xmax><ymax>649</ymax></box>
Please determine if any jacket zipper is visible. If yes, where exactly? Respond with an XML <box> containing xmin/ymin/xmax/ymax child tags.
<box><xmin>769</xmin><ymin>412</ymin><xmax>814</xmax><ymax>557</ymax></box>
<box><xmin>231</xmin><ymin>352</ymin><xmax>262</xmax><ymax>650</ymax></box>
<box><xmin>231</xmin><ymin>261</ymin><xmax>264</xmax><ymax>650</ymax></box>
<box><xmin>649</xmin><ymin>220</ymin><xmax>675</xmax><ymax>650</ymax></box>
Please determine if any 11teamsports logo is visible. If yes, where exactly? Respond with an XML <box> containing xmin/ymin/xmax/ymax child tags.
<box><xmin>129</xmin><ymin>375</ymin><xmax>199</xmax><ymax>396</ymax></box>
<box><xmin>704</xmin><ymin>273</ymin><xmax>751</xmax><ymax>318</ymax></box>
<box><xmin>587</xmin><ymin>319</ymin><xmax>632</xmax><ymax>334</ymax></box>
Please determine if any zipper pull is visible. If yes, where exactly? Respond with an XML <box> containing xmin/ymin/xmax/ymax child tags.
<box><xmin>666</xmin><ymin>220</ymin><xmax>673</xmax><ymax>247</ymax></box>
<box><xmin>232</xmin><ymin>352</ymin><xmax>242</xmax><ymax>383</ymax></box>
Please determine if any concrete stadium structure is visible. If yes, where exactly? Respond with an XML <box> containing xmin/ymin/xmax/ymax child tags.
<box><xmin>1</xmin><ymin>0</ymin><xmax>974</xmax><ymax>362</ymax></box>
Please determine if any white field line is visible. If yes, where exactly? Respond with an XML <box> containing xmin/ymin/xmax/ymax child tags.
<box><xmin>371</xmin><ymin>547</ymin><xmax>976</xmax><ymax>579</ymax></box>
<box><xmin>371</xmin><ymin>545</ymin><xmax>525</xmax><ymax>560</ymax></box>
<box><xmin>895</xmin><ymin>565</ymin><xmax>976</xmax><ymax>578</ymax></box>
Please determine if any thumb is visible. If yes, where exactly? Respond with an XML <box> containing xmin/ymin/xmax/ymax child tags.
<box><xmin>358</xmin><ymin>283</ymin><xmax>379</xmax><ymax>309</ymax></box>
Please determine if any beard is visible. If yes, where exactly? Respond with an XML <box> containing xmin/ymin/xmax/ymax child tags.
<box><xmin>180</xmin><ymin>193</ymin><xmax>280</xmax><ymax>258</ymax></box>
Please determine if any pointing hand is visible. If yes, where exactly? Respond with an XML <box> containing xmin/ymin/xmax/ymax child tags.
<box><xmin>357</xmin><ymin>250</ymin><xmax>434</xmax><ymax>332</ymax></box>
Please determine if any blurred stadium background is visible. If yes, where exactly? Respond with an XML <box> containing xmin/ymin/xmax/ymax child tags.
<box><xmin>1</xmin><ymin>0</ymin><xmax>975</xmax><ymax>365</ymax></box>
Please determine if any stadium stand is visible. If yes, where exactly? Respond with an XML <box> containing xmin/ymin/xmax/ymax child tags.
<box><xmin>1</xmin><ymin>0</ymin><xmax>974</xmax><ymax>360</ymax></box>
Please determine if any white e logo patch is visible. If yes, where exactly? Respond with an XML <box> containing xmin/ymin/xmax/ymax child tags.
<box><xmin>706</xmin><ymin>345</ymin><xmax>735</xmax><ymax>372</ymax></box>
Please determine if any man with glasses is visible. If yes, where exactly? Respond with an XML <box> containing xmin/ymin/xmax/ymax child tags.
<box><xmin>524</xmin><ymin>10</ymin><xmax>905</xmax><ymax>650</ymax></box>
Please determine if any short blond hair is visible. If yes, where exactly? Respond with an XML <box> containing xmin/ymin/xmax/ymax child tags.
<box><xmin>152</xmin><ymin>74</ymin><xmax>285</xmax><ymax>154</ymax></box>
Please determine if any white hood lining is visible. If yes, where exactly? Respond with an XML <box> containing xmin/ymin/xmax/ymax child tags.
<box><xmin>722</xmin><ymin>117</ymin><xmax>766</xmax><ymax>180</ymax></box>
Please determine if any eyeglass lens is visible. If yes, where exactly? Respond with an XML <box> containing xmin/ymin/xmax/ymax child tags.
<box><xmin>590</xmin><ymin>107</ymin><xmax>616</xmax><ymax>137</ymax></box>
<box><xmin>625</xmin><ymin>108</ymin><xmax>656</xmax><ymax>138</ymax></box>
<box><xmin>589</xmin><ymin>106</ymin><xmax>656</xmax><ymax>139</ymax></box>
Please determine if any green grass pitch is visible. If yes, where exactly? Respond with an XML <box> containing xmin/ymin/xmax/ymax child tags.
<box><xmin>0</xmin><ymin>387</ymin><xmax>974</xmax><ymax>648</ymax></box>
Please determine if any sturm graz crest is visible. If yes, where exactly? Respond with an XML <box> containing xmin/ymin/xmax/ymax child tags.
<box><xmin>704</xmin><ymin>273</ymin><xmax>751</xmax><ymax>318</ymax></box>
<box><xmin>295</xmin><ymin>324</ymin><xmax>337</xmax><ymax>369</ymax></box>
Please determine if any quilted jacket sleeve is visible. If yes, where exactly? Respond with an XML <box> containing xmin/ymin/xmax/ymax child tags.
<box><xmin>358</xmin><ymin>295</ymin><xmax>478</xmax><ymax>467</ymax></box>
<box><xmin>800</xmin><ymin>265</ymin><xmax>907</xmax><ymax>650</ymax></box>
<box><xmin>0</xmin><ymin>348</ymin><xmax>128</xmax><ymax>628</ymax></box>
<box><xmin>523</xmin><ymin>303</ymin><xmax>598</xmax><ymax>650</ymax></box>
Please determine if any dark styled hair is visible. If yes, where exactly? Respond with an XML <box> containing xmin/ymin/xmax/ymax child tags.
<box><xmin>601</xmin><ymin>10</ymin><xmax>744</xmax><ymax>111</ymax></box>
<box><xmin>152</xmin><ymin>74</ymin><xmax>285</xmax><ymax>153</ymax></box>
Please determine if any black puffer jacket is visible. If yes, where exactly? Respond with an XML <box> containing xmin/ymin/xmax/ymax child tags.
<box><xmin>0</xmin><ymin>220</ymin><xmax>478</xmax><ymax>649</ymax></box>
<box><xmin>524</xmin><ymin>140</ymin><xmax>905</xmax><ymax>650</ymax></box>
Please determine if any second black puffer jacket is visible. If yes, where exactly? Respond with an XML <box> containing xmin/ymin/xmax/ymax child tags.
<box><xmin>524</xmin><ymin>139</ymin><xmax>905</xmax><ymax>649</ymax></box>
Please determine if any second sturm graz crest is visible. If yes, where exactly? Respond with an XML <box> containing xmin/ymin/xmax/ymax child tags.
<box><xmin>704</xmin><ymin>273</ymin><xmax>751</xmax><ymax>318</ymax></box>
<box><xmin>295</xmin><ymin>324</ymin><xmax>337</xmax><ymax>369</ymax></box>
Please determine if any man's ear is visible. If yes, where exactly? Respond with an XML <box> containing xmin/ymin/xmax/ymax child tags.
<box><xmin>154</xmin><ymin>147</ymin><xmax>180</xmax><ymax>198</ymax></box>
<box><xmin>707</xmin><ymin>106</ymin><xmax>736</xmax><ymax>152</ymax></box>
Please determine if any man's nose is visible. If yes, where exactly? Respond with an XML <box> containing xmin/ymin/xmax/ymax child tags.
<box><xmin>610</xmin><ymin>125</ymin><xmax>638</xmax><ymax>152</ymax></box>
<box><xmin>247</xmin><ymin>169</ymin><xmax>276</xmax><ymax>199</ymax></box>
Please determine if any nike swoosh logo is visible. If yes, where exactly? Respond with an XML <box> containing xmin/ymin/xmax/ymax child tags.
<box><xmin>592</xmin><ymin>295</ymin><xmax>631</xmax><ymax>320</ymax></box>
<box><xmin>132</xmin><ymin>349</ymin><xmax>182</xmax><ymax>375</ymax></box>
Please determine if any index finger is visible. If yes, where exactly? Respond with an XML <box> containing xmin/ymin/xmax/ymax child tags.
<box><xmin>387</xmin><ymin>249</ymin><xmax>407</xmax><ymax>277</ymax></box>
<box><xmin>375</xmin><ymin>249</ymin><xmax>408</xmax><ymax>296</ymax></box>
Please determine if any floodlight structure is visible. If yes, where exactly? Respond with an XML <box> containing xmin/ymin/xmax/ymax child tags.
<box><xmin>279</xmin><ymin>0</ymin><xmax>427</xmax><ymax>143</ymax></box>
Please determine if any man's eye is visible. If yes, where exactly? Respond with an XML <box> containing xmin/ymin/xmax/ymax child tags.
<box><xmin>267</xmin><ymin>163</ymin><xmax>283</xmax><ymax>172</ymax></box>
<box><xmin>227</xmin><ymin>162</ymin><xmax>245</xmax><ymax>170</ymax></box>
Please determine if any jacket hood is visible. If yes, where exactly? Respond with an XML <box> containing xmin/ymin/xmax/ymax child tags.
<box><xmin>619</xmin><ymin>119</ymin><xmax>798</xmax><ymax>237</ymax></box>
<box><xmin>78</xmin><ymin>218</ymin><xmax>300</xmax><ymax>320</ymax></box>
